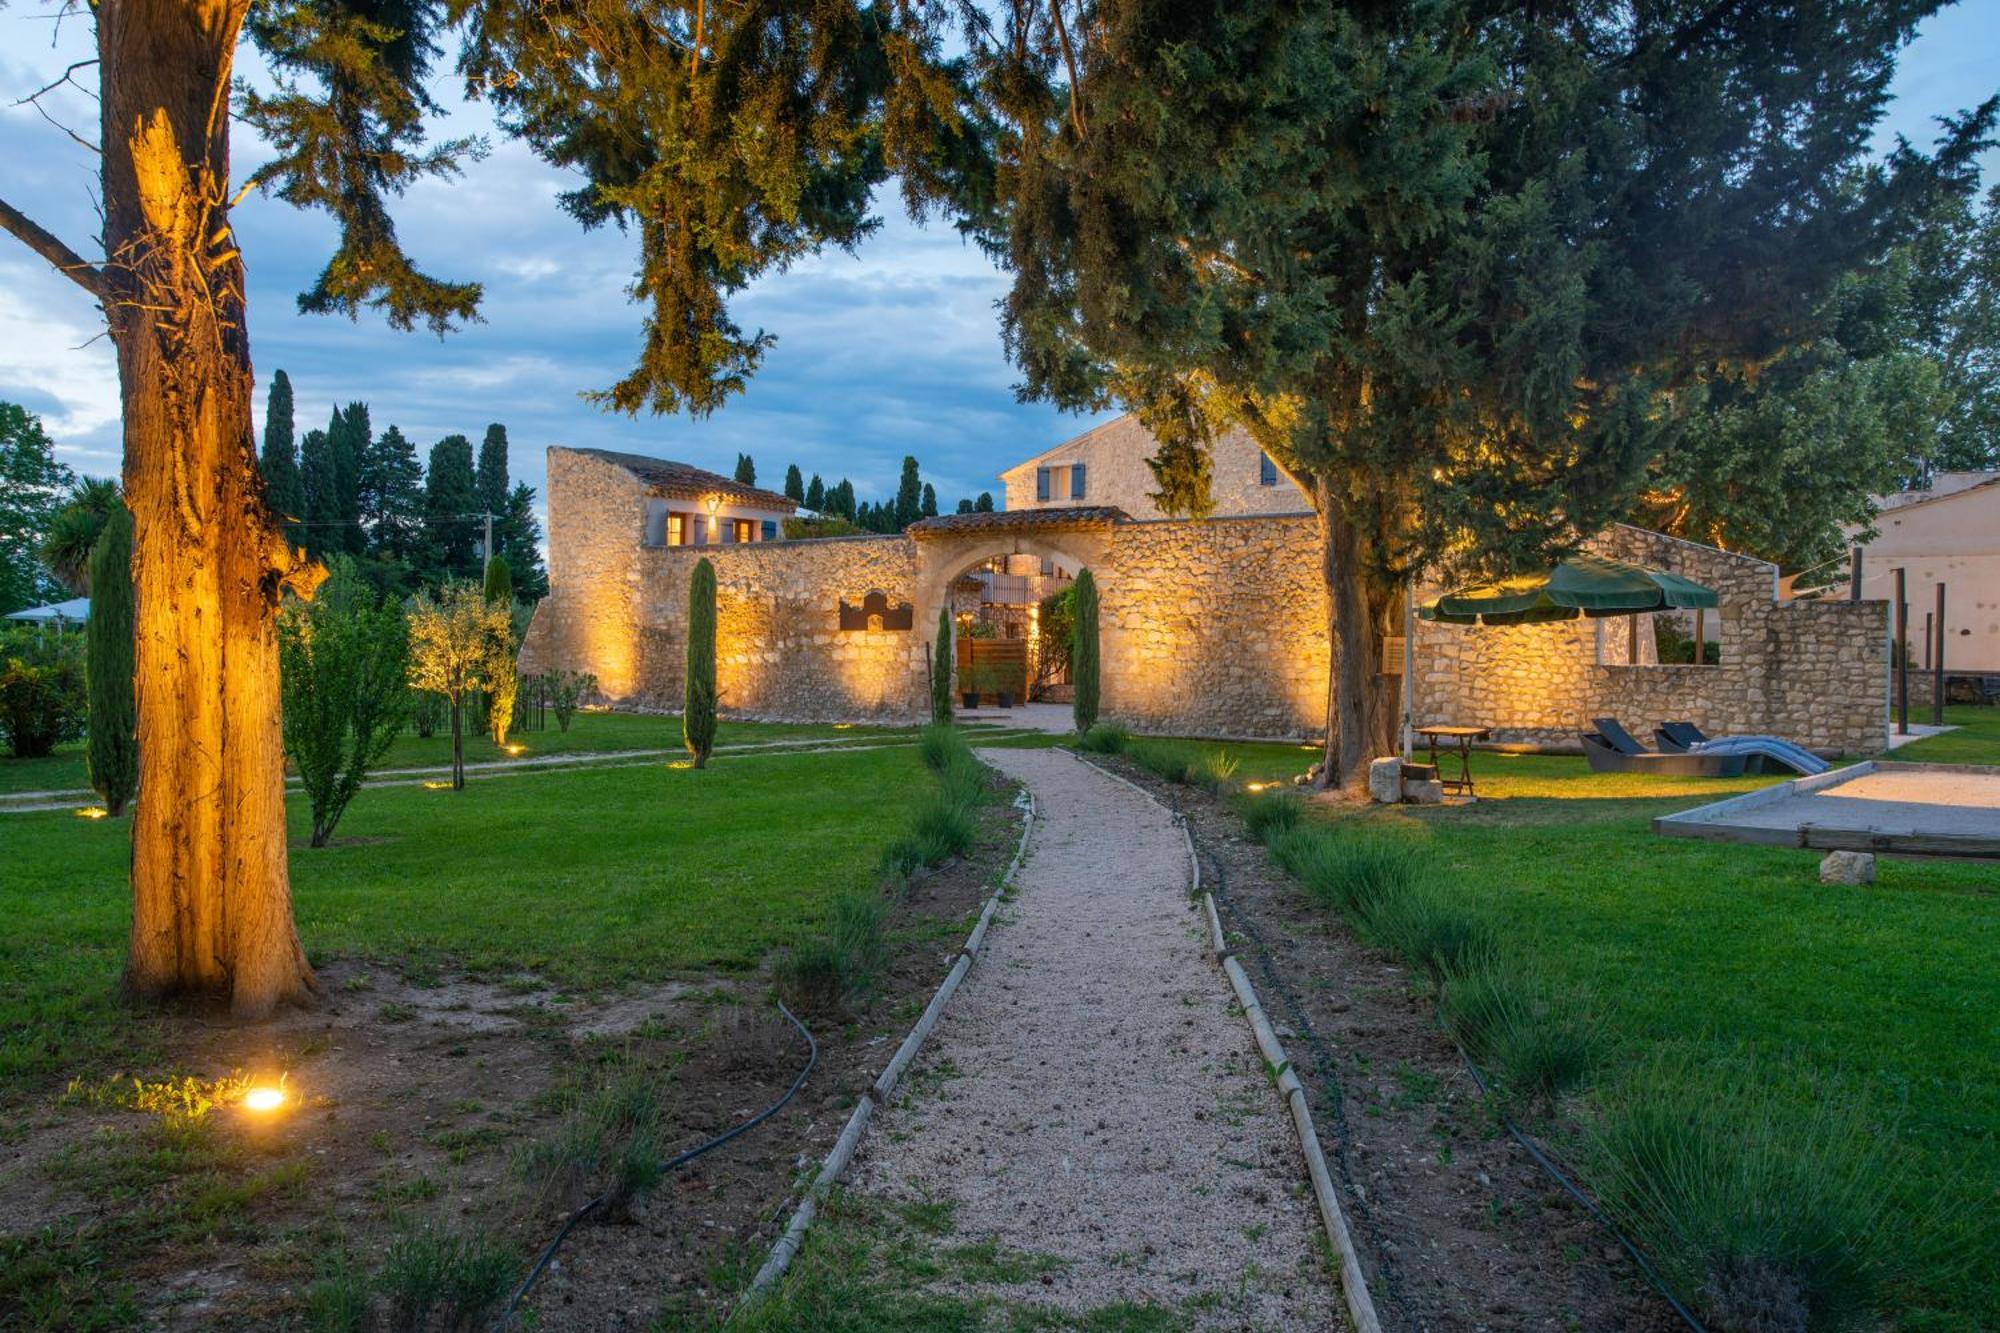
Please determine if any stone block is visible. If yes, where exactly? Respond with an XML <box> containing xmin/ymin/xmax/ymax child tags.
<box><xmin>1405</xmin><ymin>779</ymin><xmax>1445</xmax><ymax>805</ymax></box>
<box><xmin>1367</xmin><ymin>756</ymin><xmax>1403</xmax><ymax>804</ymax></box>
<box><xmin>1818</xmin><ymin>851</ymin><xmax>1875</xmax><ymax>886</ymax></box>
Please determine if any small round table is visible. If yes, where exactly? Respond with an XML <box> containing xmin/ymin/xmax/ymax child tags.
<box><xmin>1415</xmin><ymin>725</ymin><xmax>1492</xmax><ymax>797</ymax></box>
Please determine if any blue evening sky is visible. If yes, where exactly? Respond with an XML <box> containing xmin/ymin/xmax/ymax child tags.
<box><xmin>2</xmin><ymin>4</ymin><xmax>1995</xmax><ymax>519</ymax></box>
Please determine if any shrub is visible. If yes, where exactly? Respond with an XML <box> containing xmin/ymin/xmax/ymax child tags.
<box><xmin>1438</xmin><ymin>965</ymin><xmax>1598</xmax><ymax>1109</ymax></box>
<box><xmin>1366</xmin><ymin>882</ymin><xmax>1495</xmax><ymax>979</ymax></box>
<box><xmin>407</xmin><ymin>581</ymin><xmax>512</xmax><ymax>790</ymax></box>
<box><xmin>1268</xmin><ymin>825</ymin><xmax>1431</xmax><ymax>922</ymax></box>
<box><xmin>1236</xmin><ymin>790</ymin><xmax>1303</xmax><ymax>843</ymax></box>
<box><xmin>85</xmin><ymin>506</ymin><xmax>137</xmax><ymax>815</ymax></box>
<box><xmin>282</xmin><ymin>559</ymin><xmax>410</xmax><ymax>845</ymax></box>
<box><xmin>1075</xmin><ymin>723</ymin><xmax>1128</xmax><ymax>754</ymax></box>
<box><xmin>481</xmin><ymin>553</ymin><xmax>512</xmax><ymax>606</ymax></box>
<box><xmin>0</xmin><ymin>629</ymin><xmax>85</xmax><ymax>758</ymax></box>
<box><xmin>1584</xmin><ymin>1056</ymin><xmax>1911</xmax><ymax>1333</ymax></box>
<box><xmin>684</xmin><ymin>557</ymin><xmax>717</xmax><ymax>768</ymax></box>
<box><xmin>411</xmin><ymin>689</ymin><xmax>446</xmax><ymax>739</ymax></box>
<box><xmin>1070</xmin><ymin>567</ymin><xmax>1099</xmax><ymax>732</ymax></box>
<box><xmin>931</xmin><ymin>606</ymin><xmax>953</xmax><ymax>724</ymax></box>
<box><xmin>775</xmin><ymin>891</ymin><xmax>889</xmax><ymax>1016</ymax></box>
<box><xmin>544</xmin><ymin>668</ymin><xmax>596</xmax><ymax>732</ymax></box>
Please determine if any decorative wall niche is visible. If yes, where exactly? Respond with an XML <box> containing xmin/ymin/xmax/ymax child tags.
<box><xmin>838</xmin><ymin>590</ymin><xmax>915</xmax><ymax>632</ymax></box>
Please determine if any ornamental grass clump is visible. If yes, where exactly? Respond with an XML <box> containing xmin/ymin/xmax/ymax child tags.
<box><xmin>1074</xmin><ymin>723</ymin><xmax>1129</xmax><ymax>754</ymax></box>
<box><xmin>1366</xmin><ymin>881</ymin><xmax>1496</xmax><ymax>981</ymax></box>
<box><xmin>883</xmin><ymin>725</ymin><xmax>986</xmax><ymax>875</ymax></box>
<box><xmin>1190</xmin><ymin>749</ymin><xmax>1240</xmax><ymax>793</ymax></box>
<box><xmin>1583</xmin><ymin>1055</ymin><xmax>1913</xmax><ymax>1333</ymax></box>
<box><xmin>1268</xmin><ymin>824</ymin><xmax>1431</xmax><ymax>923</ymax></box>
<box><xmin>1437</xmin><ymin>965</ymin><xmax>1599</xmax><ymax>1110</ymax></box>
<box><xmin>774</xmin><ymin>890</ymin><xmax>890</xmax><ymax>1017</ymax></box>
<box><xmin>1127</xmin><ymin>739</ymin><xmax>1196</xmax><ymax>785</ymax></box>
<box><xmin>1235</xmin><ymin>789</ymin><xmax>1303</xmax><ymax>844</ymax></box>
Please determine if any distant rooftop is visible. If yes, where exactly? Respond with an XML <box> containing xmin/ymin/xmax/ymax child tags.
<box><xmin>573</xmin><ymin>447</ymin><xmax>797</xmax><ymax>512</ymax></box>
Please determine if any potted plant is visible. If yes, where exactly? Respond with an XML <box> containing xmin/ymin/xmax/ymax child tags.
<box><xmin>995</xmin><ymin>669</ymin><xmax>1017</xmax><ymax>709</ymax></box>
<box><xmin>960</xmin><ymin>664</ymin><xmax>980</xmax><ymax>711</ymax></box>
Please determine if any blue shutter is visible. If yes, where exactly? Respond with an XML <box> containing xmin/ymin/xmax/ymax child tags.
<box><xmin>1260</xmin><ymin>453</ymin><xmax>1278</xmax><ymax>486</ymax></box>
<box><xmin>762</xmin><ymin>520</ymin><xmax>779</xmax><ymax>541</ymax></box>
<box><xmin>1036</xmin><ymin>467</ymin><xmax>1050</xmax><ymax>501</ymax></box>
<box><xmin>1071</xmin><ymin>463</ymin><xmax>1086</xmax><ymax>499</ymax></box>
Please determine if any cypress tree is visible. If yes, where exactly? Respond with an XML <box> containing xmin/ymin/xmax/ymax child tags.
<box><xmin>784</xmin><ymin>463</ymin><xmax>805</xmax><ymax>504</ymax></box>
<box><xmin>258</xmin><ymin>370</ymin><xmax>304</xmax><ymax>530</ymax></box>
<box><xmin>932</xmin><ymin>605</ymin><xmax>954</xmax><ymax>724</ymax></box>
<box><xmin>893</xmin><ymin>456</ymin><xmax>922</xmax><ymax>527</ymax></box>
<box><xmin>1070</xmin><ymin>567</ymin><xmax>1099</xmax><ymax>734</ymax></box>
<box><xmin>328</xmin><ymin>403</ymin><xmax>369</xmax><ymax>554</ymax></box>
<box><xmin>424</xmin><ymin>434</ymin><xmax>479</xmax><ymax>578</ymax></box>
<box><xmin>973</xmin><ymin>492</ymin><xmax>995</xmax><ymax>513</ymax></box>
<box><xmin>734</xmin><ymin>453</ymin><xmax>756</xmax><ymax>485</ymax></box>
<box><xmin>477</xmin><ymin>423</ymin><xmax>510</xmax><ymax>517</ymax></box>
<box><xmin>956</xmin><ymin>498</ymin><xmax>974</xmax><ymax>514</ymax></box>
<box><xmin>299</xmin><ymin>426</ymin><xmax>335</xmax><ymax>556</ymax></box>
<box><xmin>805</xmin><ymin>473</ymin><xmax>826</xmax><ymax>512</ymax></box>
<box><xmin>684</xmin><ymin>557</ymin><xmax>717</xmax><ymax>769</ymax></box>
<box><xmin>85</xmin><ymin>506</ymin><xmax>138</xmax><ymax>816</ymax></box>
<box><xmin>483</xmin><ymin>553</ymin><xmax>513</xmax><ymax>604</ymax></box>
<box><xmin>921</xmin><ymin>482</ymin><xmax>938</xmax><ymax>518</ymax></box>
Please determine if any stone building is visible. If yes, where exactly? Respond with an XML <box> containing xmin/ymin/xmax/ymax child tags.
<box><xmin>999</xmin><ymin>414</ymin><xmax>1314</xmax><ymax>519</ymax></box>
<box><xmin>520</xmin><ymin>444</ymin><xmax>1890</xmax><ymax>754</ymax></box>
<box><xmin>1848</xmin><ymin>471</ymin><xmax>2000</xmax><ymax>674</ymax></box>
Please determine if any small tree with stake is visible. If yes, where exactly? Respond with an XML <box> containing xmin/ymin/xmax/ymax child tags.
<box><xmin>932</xmin><ymin>606</ymin><xmax>954</xmax><ymax>724</ymax></box>
<box><xmin>482</xmin><ymin>555</ymin><xmax>518</xmax><ymax>744</ymax></box>
<box><xmin>86</xmin><ymin>507</ymin><xmax>138</xmax><ymax>816</ymax></box>
<box><xmin>408</xmin><ymin>582</ymin><xmax>512</xmax><ymax>790</ymax></box>
<box><xmin>280</xmin><ymin>558</ymin><xmax>410</xmax><ymax>844</ymax></box>
<box><xmin>1071</xmin><ymin>568</ymin><xmax>1099</xmax><ymax>733</ymax></box>
<box><xmin>685</xmin><ymin>558</ymin><xmax>718</xmax><ymax>768</ymax></box>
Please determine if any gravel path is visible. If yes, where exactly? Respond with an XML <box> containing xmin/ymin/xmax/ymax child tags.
<box><xmin>850</xmin><ymin>747</ymin><xmax>1338</xmax><ymax>1327</ymax></box>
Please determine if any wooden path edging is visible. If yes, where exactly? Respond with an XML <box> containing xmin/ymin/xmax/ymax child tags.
<box><xmin>1073</xmin><ymin>753</ymin><xmax>1383</xmax><ymax>1333</ymax></box>
<box><xmin>734</xmin><ymin>771</ymin><xmax>1037</xmax><ymax>1312</ymax></box>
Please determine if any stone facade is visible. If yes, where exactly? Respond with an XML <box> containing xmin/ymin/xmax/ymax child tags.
<box><xmin>999</xmin><ymin>414</ymin><xmax>1313</xmax><ymax>519</ymax></box>
<box><xmin>523</xmin><ymin>452</ymin><xmax>1890</xmax><ymax>752</ymax></box>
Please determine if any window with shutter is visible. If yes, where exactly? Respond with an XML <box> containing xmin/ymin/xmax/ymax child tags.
<box><xmin>643</xmin><ymin>500</ymin><xmax>668</xmax><ymax>547</ymax></box>
<box><xmin>762</xmin><ymin>520</ymin><xmax>779</xmax><ymax>541</ymax></box>
<box><xmin>1260</xmin><ymin>453</ymin><xmax>1278</xmax><ymax>486</ymax></box>
<box><xmin>667</xmin><ymin>513</ymin><xmax>686</xmax><ymax>546</ymax></box>
<box><xmin>1036</xmin><ymin>467</ymin><xmax>1051</xmax><ymax>501</ymax></box>
<box><xmin>1071</xmin><ymin>463</ymin><xmax>1086</xmax><ymax>499</ymax></box>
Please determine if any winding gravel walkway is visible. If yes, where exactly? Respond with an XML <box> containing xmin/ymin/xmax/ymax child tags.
<box><xmin>850</xmin><ymin>747</ymin><xmax>1337</xmax><ymax>1327</ymax></box>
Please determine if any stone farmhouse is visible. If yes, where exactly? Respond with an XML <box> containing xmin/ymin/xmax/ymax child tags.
<box><xmin>520</xmin><ymin>420</ymin><xmax>1893</xmax><ymax>754</ymax></box>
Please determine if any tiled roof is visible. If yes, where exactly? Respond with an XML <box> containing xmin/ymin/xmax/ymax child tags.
<box><xmin>907</xmin><ymin>506</ymin><xmax>1129</xmax><ymax>538</ymax></box>
<box><xmin>576</xmin><ymin>448</ymin><xmax>797</xmax><ymax>512</ymax></box>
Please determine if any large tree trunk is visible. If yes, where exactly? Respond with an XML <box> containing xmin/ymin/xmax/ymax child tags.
<box><xmin>1314</xmin><ymin>475</ymin><xmax>1399</xmax><ymax>795</ymax></box>
<box><xmin>102</xmin><ymin>0</ymin><xmax>322</xmax><ymax>1018</ymax></box>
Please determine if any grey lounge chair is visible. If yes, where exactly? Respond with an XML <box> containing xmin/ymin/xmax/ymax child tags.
<box><xmin>1580</xmin><ymin>717</ymin><xmax>1747</xmax><ymax>777</ymax></box>
<box><xmin>1653</xmin><ymin>720</ymin><xmax>1829</xmax><ymax>776</ymax></box>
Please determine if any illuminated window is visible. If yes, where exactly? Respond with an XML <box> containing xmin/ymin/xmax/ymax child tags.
<box><xmin>733</xmin><ymin>518</ymin><xmax>756</xmax><ymax>543</ymax></box>
<box><xmin>667</xmin><ymin>512</ymin><xmax>686</xmax><ymax>546</ymax></box>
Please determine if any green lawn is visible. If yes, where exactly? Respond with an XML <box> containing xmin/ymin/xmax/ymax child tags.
<box><xmin>1</xmin><ymin>732</ymin><xmax>939</xmax><ymax>1100</ymax></box>
<box><xmin>1130</xmin><ymin>707</ymin><xmax>1999</xmax><ymax>1329</ymax></box>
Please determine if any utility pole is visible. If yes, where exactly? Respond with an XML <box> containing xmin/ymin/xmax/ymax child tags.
<box><xmin>1849</xmin><ymin>546</ymin><xmax>1863</xmax><ymax>601</ymax></box>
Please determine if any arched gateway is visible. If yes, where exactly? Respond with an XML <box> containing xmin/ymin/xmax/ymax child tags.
<box><xmin>519</xmin><ymin>446</ymin><xmax>1889</xmax><ymax>751</ymax></box>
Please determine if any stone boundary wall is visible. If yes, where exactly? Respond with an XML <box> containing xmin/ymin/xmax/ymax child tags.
<box><xmin>1411</xmin><ymin>525</ymin><xmax>1889</xmax><ymax>754</ymax></box>
<box><xmin>522</xmin><ymin>453</ymin><xmax>1888</xmax><ymax>751</ymax></box>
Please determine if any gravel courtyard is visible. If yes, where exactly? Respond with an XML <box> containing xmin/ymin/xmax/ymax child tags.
<box><xmin>848</xmin><ymin>747</ymin><xmax>1338</xmax><ymax>1327</ymax></box>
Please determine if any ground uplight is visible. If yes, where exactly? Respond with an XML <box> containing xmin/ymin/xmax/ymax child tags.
<box><xmin>242</xmin><ymin>1087</ymin><xmax>286</xmax><ymax>1113</ymax></box>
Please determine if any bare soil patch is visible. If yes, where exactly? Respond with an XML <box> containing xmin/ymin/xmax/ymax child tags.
<box><xmin>0</xmin><ymin>792</ymin><xmax>1023</xmax><ymax>1331</ymax></box>
<box><xmin>1098</xmin><ymin>755</ymin><xmax>1678</xmax><ymax>1333</ymax></box>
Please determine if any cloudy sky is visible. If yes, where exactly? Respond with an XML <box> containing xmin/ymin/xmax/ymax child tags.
<box><xmin>3</xmin><ymin>5</ymin><xmax>1996</xmax><ymax>519</ymax></box>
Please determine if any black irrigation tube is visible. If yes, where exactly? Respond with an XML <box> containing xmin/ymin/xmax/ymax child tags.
<box><xmin>1186</xmin><ymin>795</ymin><xmax>1708</xmax><ymax>1333</ymax></box>
<box><xmin>488</xmin><ymin>1000</ymin><xmax>820</xmax><ymax>1332</ymax></box>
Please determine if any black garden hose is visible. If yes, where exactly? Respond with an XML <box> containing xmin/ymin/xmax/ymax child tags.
<box><xmin>489</xmin><ymin>1000</ymin><xmax>820</xmax><ymax>1331</ymax></box>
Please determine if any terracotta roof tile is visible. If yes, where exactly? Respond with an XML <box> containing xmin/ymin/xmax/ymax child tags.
<box><xmin>908</xmin><ymin>505</ymin><xmax>1129</xmax><ymax>538</ymax></box>
<box><xmin>576</xmin><ymin>448</ymin><xmax>797</xmax><ymax>512</ymax></box>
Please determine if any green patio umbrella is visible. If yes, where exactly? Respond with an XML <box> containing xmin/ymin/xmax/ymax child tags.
<box><xmin>1417</xmin><ymin>554</ymin><xmax>1717</xmax><ymax>627</ymax></box>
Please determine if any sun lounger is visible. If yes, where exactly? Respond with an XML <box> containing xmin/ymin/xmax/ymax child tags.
<box><xmin>1580</xmin><ymin>718</ymin><xmax>1747</xmax><ymax>777</ymax></box>
<box><xmin>1653</xmin><ymin>720</ymin><xmax>1829</xmax><ymax>776</ymax></box>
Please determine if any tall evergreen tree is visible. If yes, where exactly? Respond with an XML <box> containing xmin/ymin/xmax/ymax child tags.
<box><xmin>893</xmin><ymin>456</ymin><xmax>923</xmax><ymax>528</ymax></box>
<box><xmin>985</xmin><ymin>0</ymin><xmax>1994</xmax><ymax>791</ymax></box>
<box><xmin>685</xmin><ymin>558</ymin><xmax>718</xmax><ymax>769</ymax></box>
<box><xmin>0</xmin><ymin>403</ymin><xmax>73</xmax><ymax>614</ymax></box>
<box><xmin>784</xmin><ymin>463</ymin><xmax>805</xmax><ymax>504</ymax></box>
<box><xmin>328</xmin><ymin>403</ymin><xmax>369</xmax><ymax>554</ymax></box>
<box><xmin>734</xmin><ymin>453</ymin><xmax>757</xmax><ymax>485</ymax></box>
<box><xmin>425</xmin><ymin>435</ymin><xmax>480</xmax><ymax>579</ymax></box>
<box><xmin>501</xmin><ymin>483</ymin><xmax>549</xmax><ymax>599</ymax></box>
<box><xmin>86</xmin><ymin>506</ymin><xmax>138</xmax><ymax>817</ymax></box>
<box><xmin>1070</xmin><ymin>567</ymin><xmax>1099</xmax><ymax>734</ymax></box>
<box><xmin>299</xmin><ymin>426</ymin><xmax>337</xmax><ymax>557</ymax></box>
<box><xmin>361</xmin><ymin>424</ymin><xmax>425</xmax><ymax>560</ymax></box>
<box><xmin>258</xmin><ymin>370</ymin><xmax>304</xmax><ymax>531</ymax></box>
<box><xmin>956</xmin><ymin>497</ymin><xmax>974</xmax><ymax>514</ymax></box>
<box><xmin>921</xmin><ymin>482</ymin><xmax>938</xmax><ymax>519</ymax></box>
<box><xmin>1905</xmin><ymin>183</ymin><xmax>2000</xmax><ymax>474</ymax></box>
<box><xmin>476</xmin><ymin>423</ymin><xmax>511</xmax><ymax>519</ymax></box>
<box><xmin>973</xmin><ymin>492</ymin><xmax>995</xmax><ymax>513</ymax></box>
<box><xmin>805</xmin><ymin>474</ymin><xmax>827</xmax><ymax>512</ymax></box>
<box><xmin>932</xmin><ymin>605</ymin><xmax>954</xmax><ymax>724</ymax></box>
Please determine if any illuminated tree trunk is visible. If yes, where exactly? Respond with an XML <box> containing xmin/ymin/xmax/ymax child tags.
<box><xmin>101</xmin><ymin>0</ymin><xmax>322</xmax><ymax>1018</ymax></box>
<box><xmin>1315</xmin><ymin>476</ymin><xmax>1397</xmax><ymax>795</ymax></box>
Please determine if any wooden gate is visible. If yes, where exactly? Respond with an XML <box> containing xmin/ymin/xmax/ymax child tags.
<box><xmin>954</xmin><ymin>636</ymin><xmax>1029</xmax><ymax>702</ymax></box>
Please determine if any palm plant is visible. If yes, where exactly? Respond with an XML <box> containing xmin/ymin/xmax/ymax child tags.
<box><xmin>39</xmin><ymin>477</ymin><xmax>124</xmax><ymax>595</ymax></box>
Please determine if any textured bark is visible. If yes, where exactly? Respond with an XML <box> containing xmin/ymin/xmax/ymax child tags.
<box><xmin>101</xmin><ymin>0</ymin><xmax>322</xmax><ymax>1018</ymax></box>
<box><xmin>1314</xmin><ymin>476</ymin><xmax>1398</xmax><ymax>794</ymax></box>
